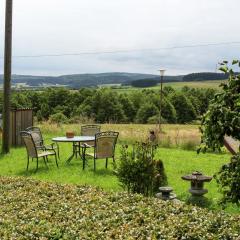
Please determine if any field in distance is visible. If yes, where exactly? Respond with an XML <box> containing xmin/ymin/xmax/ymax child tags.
<box><xmin>108</xmin><ymin>80</ymin><xmax>226</xmax><ymax>93</ymax></box>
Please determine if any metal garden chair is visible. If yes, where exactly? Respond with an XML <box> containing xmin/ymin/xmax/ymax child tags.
<box><xmin>26</xmin><ymin>126</ymin><xmax>60</xmax><ymax>160</ymax></box>
<box><xmin>20</xmin><ymin>131</ymin><xmax>58</xmax><ymax>172</ymax></box>
<box><xmin>76</xmin><ymin>124</ymin><xmax>101</xmax><ymax>157</ymax></box>
<box><xmin>82</xmin><ymin>131</ymin><xmax>119</xmax><ymax>171</ymax></box>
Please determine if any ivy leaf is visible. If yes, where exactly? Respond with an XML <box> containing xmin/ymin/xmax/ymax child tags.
<box><xmin>229</xmin><ymin>69</ymin><xmax>234</xmax><ymax>75</ymax></box>
<box><xmin>219</xmin><ymin>66</ymin><xmax>228</xmax><ymax>73</ymax></box>
<box><xmin>232</xmin><ymin>60</ymin><xmax>239</xmax><ymax>65</ymax></box>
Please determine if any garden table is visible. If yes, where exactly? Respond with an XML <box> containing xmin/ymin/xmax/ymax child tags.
<box><xmin>52</xmin><ymin>136</ymin><xmax>95</xmax><ymax>163</ymax></box>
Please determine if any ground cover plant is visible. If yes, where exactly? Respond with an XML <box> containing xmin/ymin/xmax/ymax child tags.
<box><xmin>0</xmin><ymin>176</ymin><xmax>240</xmax><ymax>239</ymax></box>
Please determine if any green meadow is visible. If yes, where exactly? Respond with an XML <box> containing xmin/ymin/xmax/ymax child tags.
<box><xmin>110</xmin><ymin>80</ymin><xmax>226</xmax><ymax>93</ymax></box>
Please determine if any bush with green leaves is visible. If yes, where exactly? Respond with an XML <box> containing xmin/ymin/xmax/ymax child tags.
<box><xmin>49</xmin><ymin>112</ymin><xmax>68</xmax><ymax>124</ymax></box>
<box><xmin>136</xmin><ymin>103</ymin><xmax>159</xmax><ymax>123</ymax></box>
<box><xmin>215</xmin><ymin>153</ymin><xmax>240</xmax><ymax>205</ymax></box>
<box><xmin>116</xmin><ymin>142</ymin><xmax>167</xmax><ymax>196</ymax></box>
<box><xmin>0</xmin><ymin>177</ymin><xmax>240</xmax><ymax>239</ymax></box>
<box><xmin>6</xmin><ymin>85</ymin><xmax>216</xmax><ymax>124</ymax></box>
<box><xmin>170</xmin><ymin>92</ymin><xmax>197</xmax><ymax>123</ymax></box>
<box><xmin>199</xmin><ymin>60</ymin><xmax>240</xmax><ymax>205</ymax></box>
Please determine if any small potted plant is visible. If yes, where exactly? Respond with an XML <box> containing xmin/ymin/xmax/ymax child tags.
<box><xmin>66</xmin><ymin>131</ymin><xmax>74</xmax><ymax>138</ymax></box>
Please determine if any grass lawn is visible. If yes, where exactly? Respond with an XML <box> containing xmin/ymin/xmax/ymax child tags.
<box><xmin>0</xmin><ymin>136</ymin><xmax>237</xmax><ymax>213</ymax></box>
<box><xmin>0</xmin><ymin>123</ymin><xmax>238</xmax><ymax>213</ymax></box>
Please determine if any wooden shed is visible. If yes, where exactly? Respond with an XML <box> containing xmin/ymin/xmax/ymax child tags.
<box><xmin>10</xmin><ymin>108</ymin><xmax>33</xmax><ymax>146</ymax></box>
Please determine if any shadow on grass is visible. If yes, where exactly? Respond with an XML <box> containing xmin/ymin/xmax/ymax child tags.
<box><xmin>16</xmin><ymin>159</ymin><xmax>59</xmax><ymax>176</ymax></box>
<box><xmin>87</xmin><ymin>168</ymin><xmax>115</xmax><ymax>176</ymax></box>
<box><xmin>0</xmin><ymin>152</ymin><xmax>11</xmax><ymax>160</ymax></box>
<box><xmin>82</xmin><ymin>157</ymin><xmax>116</xmax><ymax>176</ymax></box>
<box><xmin>198</xmin><ymin>150</ymin><xmax>230</xmax><ymax>156</ymax></box>
<box><xmin>16</xmin><ymin>164</ymin><xmax>52</xmax><ymax>176</ymax></box>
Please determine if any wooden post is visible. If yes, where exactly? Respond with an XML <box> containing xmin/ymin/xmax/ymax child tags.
<box><xmin>2</xmin><ymin>0</ymin><xmax>13</xmax><ymax>153</ymax></box>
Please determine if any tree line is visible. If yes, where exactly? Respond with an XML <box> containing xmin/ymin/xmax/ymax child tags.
<box><xmin>0</xmin><ymin>86</ymin><xmax>216</xmax><ymax>124</ymax></box>
<box><xmin>183</xmin><ymin>72</ymin><xmax>228</xmax><ymax>81</ymax></box>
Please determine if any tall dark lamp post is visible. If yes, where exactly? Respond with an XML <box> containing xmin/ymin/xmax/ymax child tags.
<box><xmin>158</xmin><ymin>69</ymin><xmax>165</xmax><ymax>132</ymax></box>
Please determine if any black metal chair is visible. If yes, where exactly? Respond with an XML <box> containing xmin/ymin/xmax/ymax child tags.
<box><xmin>20</xmin><ymin>131</ymin><xmax>58</xmax><ymax>172</ymax></box>
<box><xmin>82</xmin><ymin>131</ymin><xmax>119</xmax><ymax>171</ymax></box>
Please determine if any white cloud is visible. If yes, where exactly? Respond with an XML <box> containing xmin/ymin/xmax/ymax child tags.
<box><xmin>0</xmin><ymin>0</ymin><xmax>240</xmax><ymax>75</ymax></box>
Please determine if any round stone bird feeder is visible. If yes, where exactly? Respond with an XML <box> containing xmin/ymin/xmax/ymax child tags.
<box><xmin>182</xmin><ymin>171</ymin><xmax>212</xmax><ymax>196</ymax></box>
<box><xmin>156</xmin><ymin>187</ymin><xmax>176</xmax><ymax>200</ymax></box>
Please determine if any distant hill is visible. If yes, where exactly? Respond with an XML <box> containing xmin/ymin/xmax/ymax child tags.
<box><xmin>0</xmin><ymin>73</ymin><xmax>159</xmax><ymax>88</ymax></box>
<box><xmin>0</xmin><ymin>72</ymin><xmax>228</xmax><ymax>89</ymax></box>
<box><xmin>58</xmin><ymin>73</ymin><xmax>159</xmax><ymax>88</ymax></box>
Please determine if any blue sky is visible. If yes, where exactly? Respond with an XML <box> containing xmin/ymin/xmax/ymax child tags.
<box><xmin>0</xmin><ymin>0</ymin><xmax>240</xmax><ymax>76</ymax></box>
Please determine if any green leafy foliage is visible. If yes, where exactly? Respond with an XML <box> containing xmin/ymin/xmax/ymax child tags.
<box><xmin>215</xmin><ymin>153</ymin><xmax>240</xmax><ymax>205</ymax></box>
<box><xmin>170</xmin><ymin>92</ymin><xmax>197</xmax><ymax>123</ymax></box>
<box><xmin>199</xmin><ymin>60</ymin><xmax>240</xmax><ymax>204</ymax></box>
<box><xmin>161</xmin><ymin>98</ymin><xmax>177</xmax><ymax>123</ymax></box>
<box><xmin>183</xmin><ymin>72</ymin><xmax>228</xmax><ymax>81</ymax></box>
<box><xmin>199</xmin><ymin>61</ymin><xmax>240</xmax><ymax>152</ymax></box>
<box><xmin>11</xmin><ymin>92</ymin><xmax>32</xmax><ymax>109</ymax></box>
<box><xmin>136</xmin><ymin>103</ymin><xmax>159</xmax><ymax>123</ymax></box>
<box><xmin>0</xmin><ymin>177</ymin><xmax>240</xmax><ymax>239</ymax></box>
<box><xmin>5</xmin><ymin>86</ymin><xmax>216</xmax><ymax>124</ymax></box>
<box><xmin>118</xmin><ymin>94</ymin><xmax>136</xmax><ymax>122</ymax></box>
<box><xmin>182</xmin><ymin>86</ymin><xmax>216</xmax><ymax>116</ymax></box>
<box><xmin>131</xmin><ymin>79</ymin><xmax>158</xmax><ymax>87</ymax></box>
<box><xmin>49</xmin><ymin>112</ymin><xmax>68</xmax><ymax>124</ymax></box>
<box><xmin>116</xmin><ymin>143</ymin><xmax>167</xmax><ymax>196</ymax></box>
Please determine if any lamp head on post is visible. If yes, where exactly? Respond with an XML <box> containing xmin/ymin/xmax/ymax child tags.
<box><xmin>159</xmin><ymin>69</ymin><xmax>166</xmax><ymax>77</ymax></box>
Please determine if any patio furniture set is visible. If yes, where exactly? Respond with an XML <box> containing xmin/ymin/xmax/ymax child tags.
<box><xmin>21</xmin><ymin>126</ymin><xmax>238</xmax><ymax>199</ymax></box>
<box><xmin>20</xmin><ymin>125</ymin><xmax>119</xmax><ymax>172</ymax></box>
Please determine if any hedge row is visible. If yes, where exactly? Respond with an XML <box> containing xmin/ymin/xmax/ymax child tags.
<box><xmin>0</xmin><ymin>177</ymin><xmax>239</xmax><ymax>239</ymax></box>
